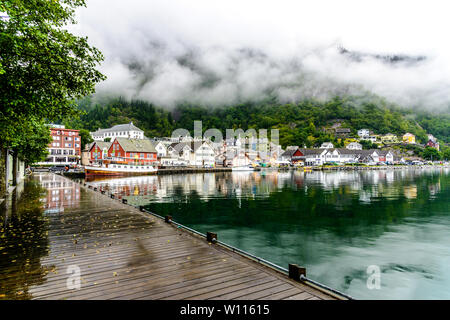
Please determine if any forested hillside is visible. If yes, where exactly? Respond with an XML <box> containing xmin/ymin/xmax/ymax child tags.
<box><xmin>63</xmin><ymin>96</ymin><xmax>449</xmax><ymax>149</ymax></box>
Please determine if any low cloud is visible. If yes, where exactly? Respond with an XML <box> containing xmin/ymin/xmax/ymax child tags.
<box><xmin>74</xmin><ymin>0</ymin><xmax>450</xmax><ymax>111</ymax></box>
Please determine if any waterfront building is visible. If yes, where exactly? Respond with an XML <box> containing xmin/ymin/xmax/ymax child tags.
<box><xmin>91</xmin><ymin>122</ymin><xmax>144</xmax><ymax>141</ymax></box>
<box><xmin>88</xmin><ymin>141</ymin><xmax>112</xmax><ymax>164</ymax></box>
<box><xmin>37</xmin><ymin>125</ymin><xmax>81</xmax><ymax>165</ymax></box>
<box><xmin>107</xmin><ymin>138</ymin><xmax>157</xmax><ymax>165</ymax></box>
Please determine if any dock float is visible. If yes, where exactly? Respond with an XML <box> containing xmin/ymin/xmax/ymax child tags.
<box><xmin>2</xmin><ymin>173</ymin><xmax>348</xmax><ymax>300</ymax></box>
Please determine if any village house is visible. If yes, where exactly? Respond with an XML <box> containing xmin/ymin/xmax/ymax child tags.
<box><xmin>168</xmin><ymin>141</ymin><xmax>215</xmax><ymax>167</ymax></box>
<box><xmin>381</xmin><ymin>133</ymin><xmax>399</xmax><ymax>144</ymax></box>
<box><xmin>320</xmin><ymin>142</ymin><xmax>334</xmax><ymax>149</ymax></box>
<box><xmin>357</xmin><ymin>129</ymin><xmax>371</xmax><ymax>139</ymax></box>
<box><xmin>149</xmin><ymin>139</ymin><xmax>167</xmax><ymax>157</ymax></box>
<box><xmin>335</xmin><ymin>128</ymin><xmax>351</xmax><ymax>137</ymax></box>
<box><xmin>426</xmin><ymin>139</ymin><xmax>440</xmax><ymax>151</ymax></box>
<box><xmin>88</xmin><ymin>141</ymin><xmax>112</xmax><ymax>164</ymax></box>
<box><xmin>402</xmin><ymin>133</ymin><xmax>416</xmax><ymax>144</ymax></box>
<box><xmin>346</xmin><ymin>142</ymin><xmax>363</xmax><ymax>150</ymax></box>
<box><xmin>300</xmin><ymin>149</ymin><xmax>328</xmax><ymax>166</ymax></box>
<box><xmin>91</xmin><ymin>122</ymin><xmax>145</xmax><ymax>141</ymax></box>
<box><xmin>107</xmin><ymin>138</ymin><xmax>157</xmax><ymax>165</ymax></box>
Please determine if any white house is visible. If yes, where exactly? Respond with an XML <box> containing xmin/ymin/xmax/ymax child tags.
<box><xmin>168</xmin><ymin>141</ymin><xmax>215</xmax><ymax>167</ymax></box>
<box><xmin>91</xmin><ymin>122</ymin><xmax>144</xmax><ymax>141</ymax></box>
<box><xmin>300</xmin><ymin>149</ymin><xmax>328</xmax><ymax>166</ymax></box>
<box><xmin>346</xmin><ymin>142</ymin><xmax>362</xmax><ymax>150</ymax></box>
<box><xmin>320</xmin><ymin>142</ymin><xmax>334</xmax><ymax>149</ymax></box>
<box><xmin>357</xmin><ymin>129</ymin><xmax>370</xmax><ymax>139</ymax></box>
<box><xmin>150</xmin><ymin>140</ymin><xmax>167</xmax><ymax>158</ymax></box>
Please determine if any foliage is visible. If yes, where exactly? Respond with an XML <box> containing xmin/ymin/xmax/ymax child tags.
<box><xmin>421</xmin><ymin>146</ymin><xmax>443</xmax><ymax>161</ymax></box>
<box><xmin>78</xmin><ymin>129</ymin><xmax>93</xmax><ymax>150</ymax></box>
<box><xmin>0</xmin><ymin>0</ymin><xmax>105</xmax><ymax>161</ymax></box>
<box><xmin>70</xmin><ymin>96</ymin><xmax>448</xmax><ymax>149</ymax></box>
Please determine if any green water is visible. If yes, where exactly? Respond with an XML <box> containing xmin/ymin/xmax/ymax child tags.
<box><xmin>88</xmin><ymin>168</ymin><xmax>450</xmax><ymax>299</ymax></box>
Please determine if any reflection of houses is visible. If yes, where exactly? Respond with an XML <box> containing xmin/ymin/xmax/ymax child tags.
<box><xmin>39</xmin><ymin>174</ymin><xmax>80</xmax><ymax>212</ymax></box>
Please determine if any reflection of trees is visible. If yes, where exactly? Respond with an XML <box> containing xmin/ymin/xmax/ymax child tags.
<box><xmin>0</xmin><ymin>180</ymin><xmax>50</xmax><ymax>300</ymax></box>
<box><xmin>146</xmin><ymin>170</ymin><xmax>449</xmax><ymax>242</ymax></box>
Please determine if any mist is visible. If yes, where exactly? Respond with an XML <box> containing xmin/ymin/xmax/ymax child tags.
<box><xmin>74</xmin><ymin>0</ymin><xmax>450</xmax><ymax>111</ymax></box>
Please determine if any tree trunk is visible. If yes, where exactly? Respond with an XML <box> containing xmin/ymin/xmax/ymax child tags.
<box><xmin>0</xmin><ymin>147</ymin><xmax>6</xmax><ymax>195</ymax></box>
<box><xmin>12</xmin><ymin>150</ymin><xmax>18</xmax><ymax>186</ymax></box>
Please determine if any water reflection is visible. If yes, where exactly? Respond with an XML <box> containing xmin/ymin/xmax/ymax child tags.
<box><xmin>0</xmin><ymin>180</ymin><xmax>50</xmax><ymax>300</ymax></box>
<box><xmin>84</xmin><ymin>168</ymin><xmax>450</xmax><ymax>299</ymax></box>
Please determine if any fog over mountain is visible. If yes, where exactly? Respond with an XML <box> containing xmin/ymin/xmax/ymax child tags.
<box><xmin>74</xmin><ymin>0</ymin><xmax>450</xmax><ymax>111</ymax></box>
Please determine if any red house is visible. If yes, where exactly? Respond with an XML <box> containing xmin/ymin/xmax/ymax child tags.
<box><xmin>88</xmin><ymin>141</ymin><xmax>112</xmax><ymax>163</ymax></box>
<box><xmin>291</xmin><ymin>149</ymin><xmax>305</xmax><ymax>164</ymax></box>
<box><xmin>41</xmin><ymin>125</ymin><xmax>81</xmax><ymax>164</ymax></box>
<box><xmin>107</xmin><ymin>138</ymin><xmax>157</xmax><ymax>164</ymax></box>
<box><xmin>426</xmin><ymin>140</ymin><xmax>440</xmax><ymax>151</ymax></box>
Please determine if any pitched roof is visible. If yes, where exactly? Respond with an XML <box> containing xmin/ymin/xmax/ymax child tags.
<box><xmin>335</xmin><ymin>128</ymin><xmax>351</xmax><ymax>133</ymax></box>
<box><xmin>299</xmin><ymin>148</ymin><xmax>327</xmax><ymax>155</ymax></box>
<box><xmin>88</xmin><ymin>141</ymin><xmax>112</xmax><ymax>152</ymax></box>
<box><xmin>281</xmin><ymin>149</ymin><xmax>297</xmax><ymax>157</ymax></box>
<box><xmin>115</xmin><ymin>138</ymin><xmax>156</xmax><ymax>153</ymax></box>
<box><xmin>92</xmin><ymin>122</ymin><xmax>144</xmax><ymax>134</ymax></box>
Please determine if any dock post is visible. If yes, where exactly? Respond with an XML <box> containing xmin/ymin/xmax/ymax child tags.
<box><xmin>206</xmin><ymin>232</ymin><xmax>217</xmax><ymax>243</ymax></box>
<box><xmin>288</xmin><ymin>264</ymin><xmax>306</xmax><ymax>281</ymax></box>
<box><xmin>165</xmin><ymin>215</ymin><xmax>172</xmax><ymax>223</ymax></box>
<box><xmin>122</xmin><ymin>198</ymin><xmax>128</xmax><ymax>204</ymax></box>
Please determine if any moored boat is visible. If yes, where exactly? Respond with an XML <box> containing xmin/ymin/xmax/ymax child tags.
<box><xmin>85</xmin><ymin>164</ymin><xmax>157</xmax><ymax>176</ymax></box>
<box><xmin>231</xmin><ymin>165</ymin><xmax>255</xmax><ymax>171</ymax></box>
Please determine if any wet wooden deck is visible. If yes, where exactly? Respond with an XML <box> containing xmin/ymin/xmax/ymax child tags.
<box><xmin>2</xmin><ymin>173</ymin><xmax>337</xmax><ymax>300</ymax></box>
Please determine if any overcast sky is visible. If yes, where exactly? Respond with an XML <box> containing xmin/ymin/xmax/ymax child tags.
<box><xmin>74</xmin><ymin>0</ymin><xmax>450</xmax><ymax>110</ymax></box>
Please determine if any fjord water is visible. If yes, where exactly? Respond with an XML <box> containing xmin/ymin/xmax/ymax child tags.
<box><xmin>86</xmin><ymin>168</ymin><xmax>450</xmax><ymax>299</ymax></box>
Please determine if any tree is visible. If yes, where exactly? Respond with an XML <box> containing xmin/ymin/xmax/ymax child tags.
<box><xmin>78</xmin><ymin>129</ymin><xmax>93</xmax><ymax>150</ymax></box>
<box><xmin>0</xmin><ymin>0</ymin><xmax>105</xmax><ymax>185</ymax></box>
<box><xmin>421</xmin><ymin>146</ymin><xmax>442</xmax><ymax>161</ymax></box>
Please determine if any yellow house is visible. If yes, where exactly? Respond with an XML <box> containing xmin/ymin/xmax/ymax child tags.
<box><xmin>402</xmin><ymin>133</ymin><xmax>416</xmax><ymax>144</ymax></box>
<box><xmin>381</xmin><ymin>133</ymin><xmax>398</xmax><ymax>144</ymax></box>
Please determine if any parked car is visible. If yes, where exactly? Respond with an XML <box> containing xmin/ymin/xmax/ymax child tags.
<box><xmin>49</xmin><ymin>165</ymin><xmax>67</xmax><ymax>173</ymax></box>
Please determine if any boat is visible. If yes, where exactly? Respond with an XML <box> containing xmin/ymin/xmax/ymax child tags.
<box><xmin>232</xmin><ymin>165</ymin><xmax>255</xmax><ymax>171</ymax></box>
<box><xmin>85</xmin><ymin>164</ymin><xmax>157</xmax><ymax>176</ymax></box>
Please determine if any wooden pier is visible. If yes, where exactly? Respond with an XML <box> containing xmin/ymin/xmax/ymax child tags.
<box><xmin>2</xmin><ymin>173</ymin><xmax>341</xmax><ymax>300</ymax></box>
